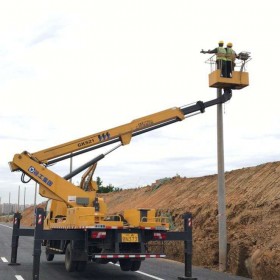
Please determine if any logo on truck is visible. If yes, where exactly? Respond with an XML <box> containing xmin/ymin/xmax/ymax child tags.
<box><xmin>28</xmin><ymin>166</ymin><xmax>53</xmax><ymax>187</ymax></box>
<box><xmin>98</xmin><ymin>132</ymin><xmax>111</xmax><ymax>142</ymax></box>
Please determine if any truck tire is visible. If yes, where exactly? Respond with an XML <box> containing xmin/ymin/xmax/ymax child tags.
<box><xmin>119</xmin><ymin>259</ymin><xmax>132</xmax><ymax>271</ymax></box>
<box><xmin>76</xmin><ymin>261</ymin><xmax>87</xmax><ymax>272</ymax></box>
<box><xmin>65</xmin><ymin>243</ymin><xmax>77</xmax><ymax>272</ymax></box>
<box><xmin>131</xmin><ymin>260</ymin><xmax>141</xmax><ymax>271</ymax></box>
<box><xmin>46</xmin><ymin>252</ymin><xmax>54</xmax><ymax>262</ymax></box>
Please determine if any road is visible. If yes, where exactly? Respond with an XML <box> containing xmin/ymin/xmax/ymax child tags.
<box><xmin>0</xmin><ymin>223</ymin><xmax>251</xmax><ymax>280</ymax></box>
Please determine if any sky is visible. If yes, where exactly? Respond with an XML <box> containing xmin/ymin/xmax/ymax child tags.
<box><xmin>1</xmin><ymin>1</ymin><xmax>280</xmax><ymax>205</ymax></box>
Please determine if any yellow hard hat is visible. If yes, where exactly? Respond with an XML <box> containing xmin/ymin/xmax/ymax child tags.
<box><xmin>218</xmin><ymin>40</ymin><xmax>224</xmax><ymax>45</ymax></box>
<box><xmin>227</xmin><ymin>42</ymin><xmax>233</xmax><ymax>47</ymax></box>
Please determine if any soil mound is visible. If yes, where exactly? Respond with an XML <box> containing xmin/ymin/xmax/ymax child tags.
<box><xmin>102</xmin><ymin>161</ymin><xmax>280</xmax><ymax>279</ymax></box>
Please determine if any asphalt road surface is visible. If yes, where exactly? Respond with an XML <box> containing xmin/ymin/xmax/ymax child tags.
<box><xmin>0</xmin><ymin>223</ymin><xmax>251</xmax><ymax>280</ymax></box>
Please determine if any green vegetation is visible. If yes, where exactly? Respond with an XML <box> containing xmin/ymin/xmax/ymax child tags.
<box><xmin>151</xmin><ymin>177</ymin><xmax>172</xmax><ymax>192</ymax></box>
<box><xmin>96</xmin><ymin>177</ymin><xmax>122</xmax><ymax>193</ymax></box>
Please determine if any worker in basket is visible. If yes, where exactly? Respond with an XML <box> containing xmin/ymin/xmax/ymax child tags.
<box><xmin>201</xmin><ymin>40</ymin><xmax>227</xmax><ymax>77</ymax></box>
<box><xmin>225</xmin><ymin>42</ymin><xmax>238</xmax><ymax>78</ymax></box>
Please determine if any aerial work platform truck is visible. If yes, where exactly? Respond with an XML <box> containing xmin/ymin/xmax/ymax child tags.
<box><xmin>8</xmin><ymin>50</ymin><xmax>250</xmax><ymax>279</ymax></box>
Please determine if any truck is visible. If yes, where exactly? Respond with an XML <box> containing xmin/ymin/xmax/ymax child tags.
<box><xmin>9</xmin><ymin>89</ymin><xmax>232</xmax><ymax>273</ymax></box>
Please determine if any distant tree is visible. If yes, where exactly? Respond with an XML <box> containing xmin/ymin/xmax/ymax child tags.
<box><xmin>96</xmin><ymin>177</ymin><xmax>122</xmax><ymax>193</ymax></box>
<box><xmin>96</xmin><ymin>177</ymin><xmax>103</xmax><ymax>188</ymax></box>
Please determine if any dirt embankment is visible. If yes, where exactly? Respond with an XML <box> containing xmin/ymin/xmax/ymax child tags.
<box><xmin>15</xmin><ymin>161</ymin><xmax>280</xmax><ymax>279</ymax></box>
<box><xmin>101</xmin><ymin>161</ymin><xmax>280</xmax><ymax>279</ymax></box>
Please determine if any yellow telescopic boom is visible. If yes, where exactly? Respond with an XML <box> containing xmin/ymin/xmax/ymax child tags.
<box><xmin>8</xmin><ymin>90</ymin><xmax>232</xmax><ymax>207</ymax></box>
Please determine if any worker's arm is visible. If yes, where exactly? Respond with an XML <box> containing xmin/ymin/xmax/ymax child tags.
<box><xmin>200</xmin><ymin>48</ymin><xmax>217</xmax><ymax>54</ymax></box>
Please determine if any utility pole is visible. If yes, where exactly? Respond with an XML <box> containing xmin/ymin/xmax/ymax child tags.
<box><xmin>9</xmin><ymin>192</ymin><xmax>11</xmax><ymax>217</ymax></box>
<box><xmin>23</xmin><ymin>187</ymin><xmax>26</xmax><ymax>211</ymax></box>
<box><xmin>217</xmin><ymin>88</ymin><xmax>227</xmax><ymax>271</ymax></box>
<box><xmin>34</xmin><ymin>183</ymin><xmax>37</xmax><ymax>207</ymax></box>
<box><xmin>70</xmin><ymin>154</ymin><xmax>73</xmax><ymax>183</ymax></box>
<box><xmin>17</xmin><ymin>185</ymin><xmax>21</xmax><ymax>212</ymax></box>
<box><xmin>34</xmin><ymin>183</ymin><xmax>38</xmax><ymax>225</ymax></box>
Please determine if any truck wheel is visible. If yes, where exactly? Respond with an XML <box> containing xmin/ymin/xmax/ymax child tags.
<box><xmin>119</xmin><ymin>259</ymin><xmax>132</xmax><ymax>271</ymax></box>
<box><xmin>46</xmin><ymin>253</ymin><xmax>54</xmax><ymax>262</ymax></box>
<box><xmin>131</xmin><ymin>260</ymin><xmax>141</xmax><ymax>271</ymax></box>
<box><xmin>65</xmin><ymin>243</ymin><xmax>77</xmax><ymax>272</ymax></box>
<box><xmin>76</xmin><ymin>261</ymin><xmax>87</xmax><ymax>272</ymax></box>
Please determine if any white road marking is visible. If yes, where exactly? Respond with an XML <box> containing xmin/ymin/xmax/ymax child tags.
<box><xmin>15</xmin><ymin>276</ymin><xmax>25</xmax><ymax>280</ymax></box>
<box><xmin>135</xmin><ymin>270</ymin><xmax>165</xmax><ymax>280</ymax></box>
<box><xmin>111</xmin><ymin>263</ymin><xmax>165</xmax><ymax>280</ymax></box>
<box><xmin>1</xmin><ymin>257</ymin><xmax>8</xmax><ymax>263</ymax></box>
<box><xmin>0</xmin><ymin>224</ymin><xmax>13</xmax><ymax>229</ymax></box>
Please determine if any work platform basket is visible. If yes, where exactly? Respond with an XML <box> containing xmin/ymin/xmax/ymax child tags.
<box><xmin>205</xmin><ymin>51</ymin><xmax>251</xmax><ymax>89</ymax></box>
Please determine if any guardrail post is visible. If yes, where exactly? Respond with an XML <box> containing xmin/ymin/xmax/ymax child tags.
<box><xmin>32</xmin><ymin>208</ymin><xmax>44</xmax><ymax>280</ymax></box>
<box><xmin>178</xmin><ymin>212</ymin><xmax>197</xmax><ymax>280</ymax></box>
<box><xmin>9</xmin><ymin>212</ymin><xmax>22</xmax><ymax>265</ymax></box>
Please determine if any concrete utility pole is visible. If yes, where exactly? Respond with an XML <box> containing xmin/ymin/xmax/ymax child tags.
<box><xmin>70</xmin><ymin>154</ymin><xmax>73</xmax><ymax>183</ymax></box>
<box><xmin>23</xmin><ymin>187</ymin><xmax>26</xmax><ymax>210</ymax></box>
<box><xmin>34</xmin><ymin>183</ymin><xmax>37</xmax><ymax>207</ymax></box>
<box><xmin>17</xmin><ymin>185</ymin><xmax>21</xmax><ymax>212</ymax></box>
<box><xmin>217</xmin><ymin>88</ymin><xmax>227</xmax><ymax>271</ymax></box>
<box><xmin>34</xmin><ymin>183</ymin><xmax>38</xmax><ymax>225</ymax></box>
<box><xmin>9</xmin><ymin>192</ymin><xmax>11</xmax><ymax>217</ymax></box>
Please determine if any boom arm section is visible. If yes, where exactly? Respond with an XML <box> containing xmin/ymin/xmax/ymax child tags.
<box><xmin>9</xmin><ymin>90</ymin><xmax>232</xmax><ymax>171</ymax></box>
<box><xmin>8</xmin><ymin>90</ymin><xmax>231</xmax><ymax>207</ymax></box>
